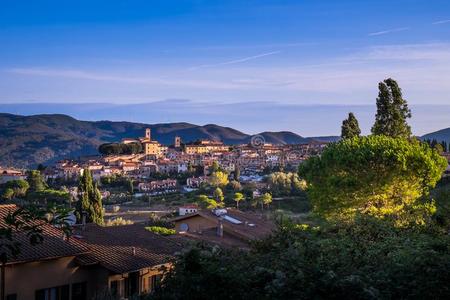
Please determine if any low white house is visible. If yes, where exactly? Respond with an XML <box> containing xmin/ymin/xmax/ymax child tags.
<box><xmin>178</xmin><ymin>204</ymin><xmax>198</xmax><ymax>216</ymax></box>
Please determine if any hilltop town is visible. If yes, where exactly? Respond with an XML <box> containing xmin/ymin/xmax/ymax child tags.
<box><xmin>1</xmin><ymin>127</ymin><xmax>327</xmax><ymax>215</ymax></box>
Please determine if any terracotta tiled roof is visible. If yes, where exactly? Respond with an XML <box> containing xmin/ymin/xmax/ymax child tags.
<box><xmin>173</xmin><ymin>208</ymin><xmax>275</xmax><ymax>241</ymax></box>
<box><xmin>0</xmin><ymin>205</ymin><xmax>89</xmax><ymax>265</ymax></box>
<box><xmin>73</xmin><ymin>224</ymin><xmax>184</xmax><ymax>274</ymax></box>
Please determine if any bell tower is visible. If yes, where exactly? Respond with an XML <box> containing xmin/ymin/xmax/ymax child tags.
<box><xmin>174</xmin><ymin>136</ymin><xmax>181</xmax><ymax>148</ymax></box>
<box><xmin>145</xmin><ymin>128</ymin><xmax>151</xmax><ymax>141</ymax></box>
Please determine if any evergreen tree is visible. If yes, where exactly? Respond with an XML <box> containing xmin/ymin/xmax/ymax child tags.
<box><xmin>77</xmin><ymin>169</ymin><xmax>104</xmax><ymax>225</ymax></box>
<box><xmin>26</xmin><ymin>170</ymin><xmax>47</xmax><ymax>193</ymax></box>
<box><xmin>341</xmin><ymin>112</ymin><xmax>361</xmax><ymax>139</ymax></box>
<box><xmin>371</xmin><ymin>78</ymin><xmax>412</xmax><ymax>138</ymax></box>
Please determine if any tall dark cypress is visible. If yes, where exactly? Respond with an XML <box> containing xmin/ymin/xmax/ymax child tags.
<box><xmin>77</xmin><ymin>169</ymin><xmax>104</xmax><ymax>225</ymax></box>
<box><xmin>371</xmin><ymin>78</ymin><xmax>412</xmax><ymax>138</ymax></box>
<box><xmin>341</xmin><ymin>112</ymin><xmax>361</xmax><ymax>139</ymax></box>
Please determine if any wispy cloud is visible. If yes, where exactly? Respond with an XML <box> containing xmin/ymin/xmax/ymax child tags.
<box><xmin>7</xmin><ymin>68</ymin><xmax>239</xmax><ymax>89</ymax></box>
<box><xmin>368</xmin><ymin>27</ymin><xmax>409</xmax><ymax>36</ymax></box>
<box><xmin>188</xmin><ymin>51</ymin><xmax>281</xmax><ymax>70</ymax></box>
<box><xmin>188</xmin><ymin>42</ymin><xmax>315</xmax><ymax>51</ymax></box>
<box><xmin>344</xmin><ymin>43</ymin><xmax>450</xmax><ymax>61</ymax></box>
<box><xmin>432</xmin><ymin>19</ymin><xmax>450</xmax><ymax>25</ymax></box>
<box><xmin>5</xmin><ymin>43</ymin><xmax>450</xmax><ymax>105</ymax></box>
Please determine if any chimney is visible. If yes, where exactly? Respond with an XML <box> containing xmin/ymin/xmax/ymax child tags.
<box><xmin>132</xmin><ymin>247</ymin><xmax>136</xmax><ymax>256</ymax></box>
<box><xmin>217</xmin><ymin>219</ymin><xmax>223</xmax><ymax>238</ymax></box>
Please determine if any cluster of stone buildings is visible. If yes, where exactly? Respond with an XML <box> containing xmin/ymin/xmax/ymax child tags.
<box><xmin>38</xmin><ymin>128</ymin><xmax>326</xmax><ymax>186</ymax></box>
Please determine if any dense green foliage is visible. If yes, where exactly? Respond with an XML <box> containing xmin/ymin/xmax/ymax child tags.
<box><xmin>145</xmin><ymin>226</ymin><xmax>176</xmax><ymax>236</ymax></box>
<box><xmin>233</xmin><ymin>192</ymin><xmax>245</xmax><ymax>209</ymax></box>
<box><xmin>149</xmin><ymin>217</ymin><xmax>450</xmax><ymax>300</ymax></box>
<box><xmin>77</xmin><ymin>169</ymin><xmax>104</xmax><ymax>225</ymax></box>
<box><xmin>213</xmin><ymin>187</ymin><xmax>224</xmax><ymax>202</ymax></box>
<box><xmin>209</xmin><ymin>171</ymin><xmax>229</xmax><ymax>188</ymax></box>
<box><xmin>299</xmin><ymin>136</ymin><xmax>447</xmax><ymax>223</ymax></box>
<box><xmin>0</xmin><ymin>179</ymin><xmax>29</xmax><ymax>200</ymax></box>
<box><xmin>430</xmin><ymin>178</ymin><xmax>450</xmax><ymax>230</ymax></box>
<box><xmin>31</xmin><ymin>189</ymin><xmax>70</xmax><ymax>205</ymax></box>
<box><xmin>371</xmin><ymin>78</ymin><xmax>412</xmax><ymax>138</ymax></box>
<box><xmin>341</xmin><ymin>112</ymin><xmax>361</xmax><ymax>139</ymax></box>
<box><xmin>266</xmin><ymin>172</ymin><xmax>306</xmax><ymax>196</ymax></box>
<box><xmin>98</xmin><ymin>142</ymin><xmax>143</xmax><ymax>155</ymax></box>
<box><xmin>27</xmin><ymin>170</ymin><xmax>47</xmax><ymax>193</ymax></box>
<box><xmin>197</xmin><ymin>194</ymin><xmax>220</xmax><ymax>209</ymax></box>
<box><xmin>260</xmin><ymin>192</ymin><xmax>273</xmax><ymax>209</ymax></box>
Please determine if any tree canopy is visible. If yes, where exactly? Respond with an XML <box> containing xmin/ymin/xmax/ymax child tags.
<box><xmin>341</xmin><ymin>112</ymin><xmax>361</xmax><ymax>139</ymax></box>
<box><xmin>233</xmin><ymin>192</ymin><xmax>245</xmax><ymax>209</ymax></box>
<box><xmin>26</xmin><ymin>170</ymin><xmax>47</xmax><ymax>193</ymax></box>
<box><xmin>213</xmin><ymin>187</ymin><xmax>224</xmax><ymax>202</ymax></box>
<box><xmin>299</xmin><ymin>135</ymin><xmax>447</xmax><ymax>223</ymax></box>
<box><xmin>266</xmin><ymin>172</ymin><xmax>306</xmax><ymax>196</ymax></box>
<box><xmin>209</xmin><ymin>171</ymin><xmax>229</xmax><ymax>188</ymax></box>
<box><xmin>149</xmin><ymin>217</ymin><xmax>450</xmax><ymax>300</ymax></box>
<box><xmin>98</xmin><ymin>142</ymin><xmax>142</xmax><ymax>155</ymax></box>
<box><xmin>371</xmin><ymin>78</ymin><xmax>412</xmax><ymax>138</ymax></box>
<box><xmin>0</xmin><ymin>179</ymin><xmax>29</xmax><ymax>200</ymax></box>
<box><xmin>197</xmin><ymin>194</ymin><xmax>220</xmax><ymax>209</ymax></box>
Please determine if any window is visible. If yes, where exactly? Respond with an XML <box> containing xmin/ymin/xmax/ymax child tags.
<box><xmin>148</xmin><ymin>274</ymin><xmax>162</xmax><ymax>292</ymax></box>
<box><xmin>35</xmin><ymin>285</ymin><xmax>69</xmax><ymax>300</ymax></box>
<box><xmin>71</xmin><ymin>282</ymin><xmax>87</xmax><ymax>300</ymax></box>
<box><xmin>110</xmin><ymin>280</ymin><xmax>121</xmax><ymax>297</ymax></box>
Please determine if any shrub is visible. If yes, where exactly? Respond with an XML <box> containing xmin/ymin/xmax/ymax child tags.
<box><xmin>145</xmin><ymin>226</ymin><xmax>176</xmax><ymax>236</ymax></box>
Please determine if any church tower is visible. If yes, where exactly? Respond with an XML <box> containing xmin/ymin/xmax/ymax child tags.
<box><xmin>174</xmin><ymin>136</ymin><xmax>181</xmax><ymax>148</ymax></box>
<box><xmin>145</xmin><ymin>128</ymin><xmax>151</xmax><ymax>141</ymax></box>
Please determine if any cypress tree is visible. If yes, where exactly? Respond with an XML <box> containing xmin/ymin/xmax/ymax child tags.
<box><xmin>341</xmin><ymin>112</ymin><xmax>361</xmax><ymax>139</ymax></box>
<box><xmin>77</xmin><ymin>169</ymin><xmax>104</xmax><ymax>225</ymax></box>
<box><xmin>371</xmin><ymin>78</ymin><xmax>412</xmax><ymax>138</ymax></box>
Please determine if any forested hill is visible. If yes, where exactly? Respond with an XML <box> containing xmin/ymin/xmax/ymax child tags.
<box><xmin>0</xmin><ymin>113</ymin><xmax>315</xmax><ymax>168</ymax></box>
<box><xmin>421</xmin><ymin>127</ymin><xmax>450</xmax><ymax>144</ymax></box>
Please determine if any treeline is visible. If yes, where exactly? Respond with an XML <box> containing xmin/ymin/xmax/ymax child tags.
<box><xmin>0</xmin><ymin>170</ymin><xmax>70</xmax><ymax>204</ymax></box>
<box><xmin>424</xmin><ymin>138</ymin><xmax>448</xmax><ymax>153</ymax></box>
<box><xmin>98</xmin><ymin>142</ymin><xmax>142</xmax><ymax>155</ymax></box>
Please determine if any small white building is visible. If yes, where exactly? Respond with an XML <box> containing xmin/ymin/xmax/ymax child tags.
<box><xmin>177</xmin><ymin>162</ymin><xmax>188</xmax><ymax>173</ymax></box>
<box><xmin>178</xmin><ymin>204</ymin><xmax>198</xmax><ymax>216</ymax></box>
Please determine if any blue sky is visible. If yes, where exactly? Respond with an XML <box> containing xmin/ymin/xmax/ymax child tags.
<box><xmin>0</xmin><ymin>0</ymin><xmax>449</xmax><ymax>134</ymax></box>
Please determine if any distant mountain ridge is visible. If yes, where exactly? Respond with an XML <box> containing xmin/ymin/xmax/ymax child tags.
<box><xmin>421</xmin><ymin>127</ymin><xmax>450</xmax><ymax>144</ymax></box>
<box><xmin>0</xmin><ymin>113</ymin><xmax>320</xmax><ymax>168</ymax></box>
<box><xmin>2</xmin><ymin>112</ymin><xmax>447</xmax><ymax>168</ymax></box>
